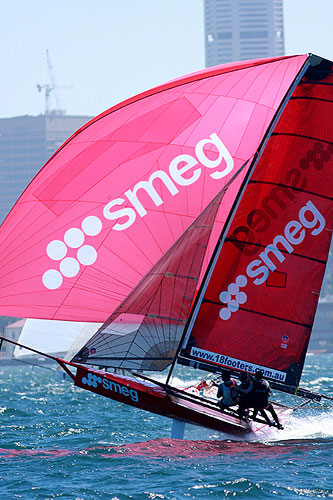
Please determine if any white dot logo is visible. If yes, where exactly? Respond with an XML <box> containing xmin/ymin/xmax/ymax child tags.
<box><xmin>219</xmin><ymin>291</ymin><xmax>231</xmax><ymax>303</ymax></box>
<box><xmin>228</xmin><ymin>283</ymin><xmax>238</xmax><ymax>295</ymax></box>
<box><xmin>42</xmin><ymin>269</ymin><xmax>63</xmax><ymax>290</ymax></box>
<box><xmin>60</xmin><ymin>257</ymin><xmax>80</xmax><ymax>278</ymax></box>
<box><xmin>82</xmin><ymin>216</ymin><xmax>102</xmax><ymax>236</ymax></box>
<box><xmin>228</xmin><ymin>300</ymin><xmax>239</xmax><ymax>312</ymax></box>
<box><xmin>219</xmin><ymin>308</ymin><xmax>231</xmax><ymax>321</ymax></box>
<box><xmin>219</xmin><ymin>274</ymin><xmax>247</xmax><ymax>321</ymax></box>
<box><xmin>43</xmin><ymin>216</ymin><xmax>103</xmax><ymax>290</ymax></box>
<box><xmin>46</xmin><ymin>240</ymin><xmax>67</xmax><ymax>260</ymax></box>
<box><xmin>77</xmin><ymin>245</ymin><xmax>97</xmax><ymax>265</ymax></box>
<box><xmin>236</xmin><ymin>291</ymin><xmax>247</xmax><ymax>304</ymax></box>
<box><xmin>81</xmin><ymin>372</ymin><xmax>102</xmax><ymax>388</ymax></box>
<box><xmin>236</xmin><ymin>275</ymin><xmax>247</xmax><ymax>287</ymax></box>
<box><xmin>64</xmin><ymin>228</ymin><xmax>85</xmax><ymax>248</ymax></box>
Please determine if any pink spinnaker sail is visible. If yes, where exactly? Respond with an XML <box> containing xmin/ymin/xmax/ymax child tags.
<box><xmin>0</xmin><ymin>56</ymin><xmax>307</xmax><ymax>322</ymax></box>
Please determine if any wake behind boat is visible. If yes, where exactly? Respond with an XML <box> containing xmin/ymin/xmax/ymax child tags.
<box><xmin>0</xmin><ymin>53</ymin><xmax>332</xmax><ymax>438</ymax></box>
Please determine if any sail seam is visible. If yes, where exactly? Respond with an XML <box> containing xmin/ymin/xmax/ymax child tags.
<box><xmin>149</xmin><ymin>273</ymin><xmax>199</xmax><ymax>280</ymax></box>
<box><xmin>271</xmin><ymin>132</ymin><xmax>333</xmax><ymax>145</ymax></box>
<box><xmin>146</xmin><ymin>314</ymin><xmax>187</xmax><ymax>322</ymax></box>
<box><xmin>290</xmin><ymin>96</ymin><xmax>333</xmax><ymax>103</ymax></box>
<box><xmin>301</xmin><ymin>81</ymin><xmax>333</xmax><ymax>86</ymax></box>
<box><xmin>201</xmin><ymin>298</ymin><xmax>313</xmax><ymax>327</ymax></box>
<box><xmin>224</xmin><ymin>238</ymin><xmax>327</xmax><ymax>264</ymax></box>
<box><xmin>248</xmin><ymin>179</ymin><xmax>333</xmax><ymax>201</ymax></box>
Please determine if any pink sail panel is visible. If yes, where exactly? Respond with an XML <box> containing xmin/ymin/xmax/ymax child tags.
<box><xmin>185</xmin><ymin>61</ymin><xmax>333</xmax><ymax>386</ymax></box>
<box><xmin>72</xmin><ymin>167</ymin><xmax>244</xmax><ymax>371</ymax></box>
<box><xmin>0</xmin><ymin>56</ymin><xmax>307</xmax><ymax>322</ymax></box>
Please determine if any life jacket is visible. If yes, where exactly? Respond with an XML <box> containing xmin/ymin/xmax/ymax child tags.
<box><xmin>252</xmin><ymin>379</ymin><xmax>270</xmax><ymax>409</ymax></box>
<box><xmin>238</xmin><ymin>379</ymin><xmax>253</xmax><ymax>406</ymax></box>
<box><xmin>217</xmin><ymin>380</ymin><xmax>238</xmax><ymax>406</ymax></box>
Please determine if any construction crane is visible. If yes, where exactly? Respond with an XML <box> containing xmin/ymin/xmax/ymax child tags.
<box><xmin>37</xmin><ymin>49</ymin><xmax>71</xmax><ymax>115</ymax></box>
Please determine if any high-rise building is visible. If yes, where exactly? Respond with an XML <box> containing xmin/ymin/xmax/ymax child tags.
<box><xmin>0</xmin><ymin>114</ymin><xmax>92</xmax><ymax>223</ymax></box>
<box><xmin>204</xmin><ymin>0</ymin><xmax>285</xmax><ymax>67</ymax></box>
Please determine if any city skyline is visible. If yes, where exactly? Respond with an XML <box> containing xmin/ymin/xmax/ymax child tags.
<box><xmin>1</xmin><ymin>1</ymin><xmax>332</xmax><ymax>120</ymax></box>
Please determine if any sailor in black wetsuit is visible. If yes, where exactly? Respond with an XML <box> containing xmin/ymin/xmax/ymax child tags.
<box><xmin>237</xmin><ymin>371</ymin><xmax>253</xmax><ymax>419</ymax></box>
<box><xmin>251</xmin><ymin>370</ymin><xmax>283</xmax><ymax>429</ymax></box>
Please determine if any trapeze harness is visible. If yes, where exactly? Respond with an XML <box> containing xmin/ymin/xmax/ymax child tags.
<box><xmin>217</xmin><ymin>380</ymin><xmax>238</xmax><ymax>408</ymax></box>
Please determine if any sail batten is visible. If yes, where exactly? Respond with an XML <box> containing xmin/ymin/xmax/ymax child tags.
<box><xmin>204</xmin><ymin>304</ymin><xmax>313</xmax><ymax>328</ymax></box>
<box><xmin>272</xmin><ymin>132</ymin><xmax>333</xmax><ymax>142</ymax></box>
<box><xmin>225</xmin><ymin>237</ymin><xmax>329</xmax><ymax>264</ymax></box>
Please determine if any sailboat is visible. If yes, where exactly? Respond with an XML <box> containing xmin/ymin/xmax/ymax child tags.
<box><xmin>0</xmin><ymin>53</ymin><xmax>332</xmax><ymax>437</ymax></box>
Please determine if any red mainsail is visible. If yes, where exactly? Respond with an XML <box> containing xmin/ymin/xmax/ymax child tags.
<box><xmin>182</xmin><ymin>56</ymin><xmax>333</xmax><ymax>387</ymax></box>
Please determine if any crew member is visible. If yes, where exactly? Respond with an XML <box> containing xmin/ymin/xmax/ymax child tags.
<box><xmin>251</xmin><ymin>370</ymin><xmax>283</xmax><ymax>429</ymax></box>
<box><xmin>237</xmin><ymin>371</ymin><xmax>253</xmax><ymax>419</ymax></box>
<box><xmin>217</xmin><ymin>370</ymin><xmax>238</xmax><ymax>410</ymax></box>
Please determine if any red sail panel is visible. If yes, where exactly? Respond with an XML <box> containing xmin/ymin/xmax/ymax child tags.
<box><xmin>184</xmin><ymin>58</ymin><xmax>333</xmax><ymax>387</ymax></box>
<box><xmin>0</xmin><ymin>56</ymin><xmax>306</xmax><ymax>322</ymax></box>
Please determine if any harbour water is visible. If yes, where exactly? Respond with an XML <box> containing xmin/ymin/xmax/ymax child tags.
<box><xmin>0</xmin><ymin>353</ymin><xmax>332</xmax><ymax>499</ymax></box>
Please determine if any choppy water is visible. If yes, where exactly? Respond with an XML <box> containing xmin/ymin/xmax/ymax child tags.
<box><xmin>0</xmin><ymin>354</ymin><xmax>332</xmax><ymax>499</ymax></box>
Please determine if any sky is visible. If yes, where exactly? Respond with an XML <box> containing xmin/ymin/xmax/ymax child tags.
<box><xmin>1</xmin><ymin>0</ymin><xmax>332</xmax><ymax>119</ymax></box>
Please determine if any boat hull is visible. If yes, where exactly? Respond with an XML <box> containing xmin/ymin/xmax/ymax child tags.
<box><xmin>74</xmin><ymin>366</ymin><xmax>252</xmax><ymax>436</ymax></box>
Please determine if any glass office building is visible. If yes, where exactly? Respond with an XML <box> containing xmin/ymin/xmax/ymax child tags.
<box><xmin>204</xmin><ymin>0</ymin><xmax>284</xmax><ymax>66</ymax></box>
<box><xmin>0</xmin><ymin>114</ymin><xmax>91</xmax><ymax>223</ymax></box>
